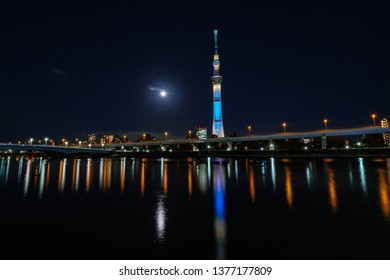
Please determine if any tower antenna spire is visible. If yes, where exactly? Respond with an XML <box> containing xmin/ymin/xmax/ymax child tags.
<box><xmin>214</xmin><ymin>29</ymin><xmax>218</xmax><ymax>55</ymax></box>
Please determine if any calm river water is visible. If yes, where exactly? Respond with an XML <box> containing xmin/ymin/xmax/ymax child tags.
<box><xmin>0</xmin><ymin>156</ymin><xmax>390</xmax><ymax>259</ymax></box>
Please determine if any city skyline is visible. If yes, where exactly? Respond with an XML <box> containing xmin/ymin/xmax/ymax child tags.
<box><xmin>0</xmin><ymin>1</ymin><xmax>388</xmax><ymax>141</ymax></box>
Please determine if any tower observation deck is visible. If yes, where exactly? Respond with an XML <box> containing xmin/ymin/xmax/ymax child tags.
<box><xmin>211</xmin><ymin>30</ymin><xmax>225</xmax><ymax>138</ymax></box>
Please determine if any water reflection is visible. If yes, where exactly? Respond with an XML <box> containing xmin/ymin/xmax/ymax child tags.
<box><xmin>33</xmin><ymin>163</ymin><xmax>39</xmax><ymax>189</ymax></box>
<box><xmin>213</xmin><ymin>164</ymin><xmax>226</xmax><ymax>259</ymax></box>
<box><xmin>4</xmin><ymin>156</ymin><xmax>10</xmax><ymax>184</ymax></box>
<box><xmin>188</xmin><ymin>162</ymin><xmax>193</xmax><ymax>199</ymax></box>
<box><xmin>23</xmin><ymin>159</ymin><xmax>32</xmax><ymax>197</ymax></box>
<box><xmin>377</xmin><ymin>169</ymin><xmax>390</xmax><ymax>221</ymax></box>
<box><xmin>155</xmin><ymin>194</ymin><xmax>167</xmax><ymax>244</ymax></box>
<box><xmin>45</xmin><ymin>162</ymin><xmax>51</xmax><ymax>189</ymax></box>
<box><xmin>86</xmin><ymin>159</ymin><xmax>91</xmax><ymax>192</ymax></box>
<box><xmin>234</xmin><ymin>160</ymin><xmax>238</xmax><ymax>182</ymax></box>
<box><xmin>249</xmin><ymin>165</ymin><xmax>255</xmax><ymax>202</ymax></box>
<box><xmin>38</xmin><ymin>159</ymin><xmax>47</xmax><ymax>198</ymax></box>
<box><xmin>120</xmin><ymin>158</ymin><xmax>126</xmax><ymax>193</ymax></box>
<box><xmin>348</xmin><ymin>163</ymin><xmax>354</xmax><ymax>186</ymax></box>
<box><xmin>197</xmin><ymin>163</ymin><xmax>208</xmax><ymax>194</ymax></box>
<box><xmin>387</xmin><ymin>159</ymin><xmax>390</xmax><ymax>187</ymax></box>
<box><xmin>140</xmin><ymin>159</ymin><xmax>146</xmax><ymax>196</ymax></box>
<box><xmin>284</xmin><ymin>166</ymin><xmax>293</xmax><ymax>209</ymax></box>
<box><xmin>58</xmin><ymin>159</ymin><xmax>67</xmax><ymax>193</ymax></box>
<box><xmin>17</xmin><ymin>156</ymin><xmax>24</xmax><ymax>184</ymax></box>
<box><xmin>71</xmin><ymin>159</ymin><xmax>81</xmax><ymax>192</ymax></box>
<box><xmin>103</xmin><ymin>159</ymin><xmax>112</xmax><ymax>192</ymax></box>
<box><xmin>327</xmin><ymin>167</ymin><xmax>338</xmax><ymax>213</ymax></box>
<box><xmin>270</xmin><ymin>158</ymin><xmax>276</xmax><ymax>192</ymax></box>
<box><xmin>0</xmin><ymin>157</ymin><xmax>4</xmax><ymax>180</ymax></box>
<box><xmin>163</xmin><ymin>162</ymin><xmax>168</xmax><ymax>195</ymax></box>
<box><xmin>3</xmin><ymin>156</ymin><xmax>390</xmax><ymax>232</ymax></box>
<box><xmin>358</xmin><ymin>158</ymin><xmax>367</xmax><ymax>195</ymax></box>
<box><xmin>305</xmin><ymin>161</ymin><xmax>313</xmax><ymax>188</ymax></box>
<box><xmin>207</xmin><ymin>157</ymin><xmax>211</xmax><ymax>184</ymax></box>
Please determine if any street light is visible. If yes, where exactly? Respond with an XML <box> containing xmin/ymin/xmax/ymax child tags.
<box><xmin>30</xmin><ymin>138</ymin><xmax>34</xmax><ymax>145</ymax></box>
<box><xmin>65</xmin><ymin>141</ymin><xmax>68</xmax><ymax>147</ymax></box>
<box><xmin>323</xmin><ymin>119</ymin><xmax>328</xmax><ymax>130</ymax></box>
<box><xmin>247</xmin><ymin>125</ymin><xmax>252</xmax><ymax>136</ymax></box>
<box><xmin>164</xmin><ymin>131</ymin><xmax>168</xmax><ymax>141</ymax></box>
<box><xmin>188</xmin><ymin>130</ymin><xmax>192</xmax><ymax>139</ymax></box>
<box><xmin>101</xmin><ymin>143</ymin><xmax>104</xmax><ymax>149</ymax></box>
<box><xmin>78</xmin><ymin>141</ymin><xmax>82</xmax><ymax>147</ymax></box>
<box><xmin>282</xmin><ymin>122</ymin><xmax>287</xmax><ymax>133</ymax></box>
<box><xmin>88</xmin><ymin>144</ymin><xmax>91</xmax><ymax>149</ymax></box>
<box><xmin>371</xmin><ymin>114</ymin><xmax>377</xmax><ymax>126</ymax></box>
<box><xmin>44</xmin><ymin>137</ymin><xmax>48</xmax><ymax>145</ymax></box>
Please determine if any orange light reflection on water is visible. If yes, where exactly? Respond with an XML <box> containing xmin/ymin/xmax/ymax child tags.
<box><xmin>284</xmin><ymin>166</ymin><xmax>293</xmax><ymax>209</ymax></box>
<box><xmin>188</xmin><ymin>162</ymin><xmax>193</xmax><ymax>199</ymax></box>
<box><xmin>328</xmin><ymin>167</ymin><xmax>338</xmax><ymax>213</ymax></box>
<box><xmin>140</xmin><ymin>159</ymin><xmax>146</xmax><ymax>196</ymax></box>
<box><xmin>377</xmin><ymin>169</ymin><xmax>390</xmax><ymax>221</ymax></box>
<box><xmin>249</xmin><ymin>165</ymin><xmax>255</xmax><ymax>203</ymax></box>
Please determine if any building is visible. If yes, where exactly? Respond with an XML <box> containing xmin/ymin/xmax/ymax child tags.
<box><xmin>211</xmin><ymin>30</ymin><xmax>225</xmax><ymax>138</ymax></box>
<box><xmin>100</xmin><ymin>135</ymin><xmax>121</xmax><ymax>144</ymax></box>
<box><xmin>381</xmin><ymin>118</ymin><xmax>389</xmax><ymax>147</ymax></box>
<box><xmin>88</xmin><ymin>133</ymin><xmax>96</xmax><ymax>144</ymax></box>
<box><xmin>195</xmin><ymin>126</ymin><xmax>207</xmax><ymax>140</ymax></box>
<box><xmin>136</xmin><ymin>133</ymin><xmax>156</xmax><ymax>142</ymax></box>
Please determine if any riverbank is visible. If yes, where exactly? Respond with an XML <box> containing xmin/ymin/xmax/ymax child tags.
<box><xmin>112</xmin><ymin>148</ymin><xmax>390</xmax><ymax>158</ymax></box>
<box><xmin>1</xmin><ymin>148</ymin><xmax>390</xmax><ymax>158</ymax></box>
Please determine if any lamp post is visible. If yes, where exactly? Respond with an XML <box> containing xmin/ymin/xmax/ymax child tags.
<box><xmin>30</xmin><ymin>138</ymin><xmax>34</xmax><ymax>145</ymax></box>
<box><xmin>247</xmin><ymin>125</ymin><xmax>252</xmax><ymax>136</ymax></box>
<box><xmin>188</xmin><ymin>130</ymin><xmax>192</xmax><ymax>139</ymax></box>
<box><xmin>282</xmin><ymin>122</ymin><xmax>287</xmax><ymax>133</ymax></box>
<box><xmin>371</xmin><ymin>114</ymin><xmax>377</xmax><ymax>126</ymax></box>
<box><xmin>164</xmin><ymin>131</ymin><xmax>168</xmax><ymax>141</ymax></box>
<box><xmin>44</xmin><ymin>137</ymin><xmax>48</xmax><ymax>145</ymax></box>
<box><xmin>323</xmin><ymin>119</ymin><xmax>328</xmax><ymax>130</ymax></box>
<box><xmin>65</xmin><ymin>141</ymin><xmax>68</xmax><ymax>147</ymax></box>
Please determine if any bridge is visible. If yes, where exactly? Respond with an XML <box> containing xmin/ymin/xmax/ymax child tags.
<box><xmin>106</xmin><ymin>126</ymin><xmax>390</xmax><ymax>151</ymax></box>
<box><xmin>0</xmin><ymin>144</ymin><xmax>113</xmax><ymax>155</ymax></box>
<box><xmin>1</xmin><ymin>126</ymin><xmax>389</xmax><ymax>155</ymax></box>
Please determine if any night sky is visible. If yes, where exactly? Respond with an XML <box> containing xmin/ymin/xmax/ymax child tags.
<box><xmin>1</xmin><ymin>0</ymin><xmax>388</xmax><ymax>141</ymax></box>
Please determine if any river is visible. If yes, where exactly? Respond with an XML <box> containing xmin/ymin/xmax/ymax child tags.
<box><xmin>0</xmin><ymin>156</ymin><xmax>389</xmax><ymax>259</ymax></box>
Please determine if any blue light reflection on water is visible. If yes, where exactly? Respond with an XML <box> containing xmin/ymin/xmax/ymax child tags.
<box><xmin>1</xmin><ymin>156</ymin><xmax>390</xmax><ymax>259</ymax></box>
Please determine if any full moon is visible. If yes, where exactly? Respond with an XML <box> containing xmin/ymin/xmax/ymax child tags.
<box><xmin>160</xmin><ymin>90</ymin><xmax>167</xmax><ymax>97</ymax></box>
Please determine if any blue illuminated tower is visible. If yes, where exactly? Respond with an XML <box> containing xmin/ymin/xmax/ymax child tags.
<box><xmin>211</xmin><ymin>30</ymin><xmax>225</xmax><ymax>138</ymax></box>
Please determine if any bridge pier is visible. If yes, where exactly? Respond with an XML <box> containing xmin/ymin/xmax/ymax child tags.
<box><xmin>226</xmin><ymin>142</ymin><xmax>233</xmax><ymax>151</ymax></box>
<box><xmin>191</xmin><ymin>144</ymin><xmax>198</xmax><ymax>152</ymax></box>
<box><xmin>321</xmin><ymin>136</ymin><xmax>327</xmax><ymax>150</ymax></box>
<box><xmin>269</xmin><ymin>139</ymin><xmax>275</xmax><ymax>150</ymax></box>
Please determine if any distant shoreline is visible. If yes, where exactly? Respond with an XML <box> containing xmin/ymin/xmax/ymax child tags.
<box><xmin>2</xmin><ymin>149</ymin><xmax>390</xmax><ymax>159</ymax></box>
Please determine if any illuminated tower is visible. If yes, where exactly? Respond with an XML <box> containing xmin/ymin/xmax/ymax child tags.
<box><xmin>211</xmin><ymin>30</ymin><xmax>225</xmax><ymax>138</ymax></box>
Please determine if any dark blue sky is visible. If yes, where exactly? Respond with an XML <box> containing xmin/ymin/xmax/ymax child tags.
<box><xmin>0</xmin><ymin>0</ymin><xmax>388</xmax><ymax>141</ymax></box>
